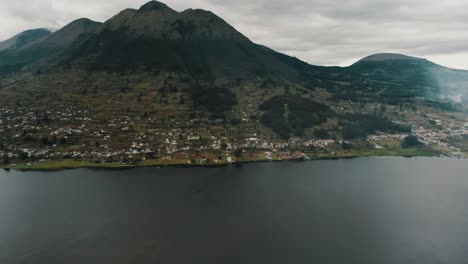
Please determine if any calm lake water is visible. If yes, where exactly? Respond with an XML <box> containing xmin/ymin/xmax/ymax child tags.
<box><xmin>0</xmin><ymin>157</ymin><xmax>467</xmax><ymax>264</ymax></box>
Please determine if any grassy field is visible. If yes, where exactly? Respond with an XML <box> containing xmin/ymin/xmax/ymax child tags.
<box><xmin>306</xmin><ymin>147</ymin><xmax>440</xmax><ymax>160</ymax></box>
<box><xmin>1</xmin><ymin>160</ymin><xmax>135</xmax><ymax>170</ymax></box>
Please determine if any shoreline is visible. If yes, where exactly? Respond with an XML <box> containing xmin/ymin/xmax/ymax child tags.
<box><xmin>1</xmin><ymin>148</ymin><xmax>462</xmax><ymax>172</ymax></box>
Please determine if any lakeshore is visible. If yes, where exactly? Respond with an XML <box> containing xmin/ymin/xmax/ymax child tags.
<box><xmin>0</xmin><ymin>147</ymin><xmax>447</xmax><ymax>171</ymax></box>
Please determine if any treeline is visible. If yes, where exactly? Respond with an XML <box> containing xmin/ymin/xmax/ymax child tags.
<box><xmin>340</xmin><ymin>114</ymin><xmax>411</xmax><ymax>140</ymax></box>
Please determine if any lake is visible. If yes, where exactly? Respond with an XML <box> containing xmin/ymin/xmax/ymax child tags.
<box><xmin>0</xmin><ymin>157</ymin><xmax>467</xmax><ymax>264</ymax></box>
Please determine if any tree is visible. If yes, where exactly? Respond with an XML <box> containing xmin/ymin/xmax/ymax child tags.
<box><xmin>2</xmin><ymin>156</ymin><xmax>10</xmax><ymax>164</ymax></box>
<box><xmin>342</xmin><ymin>141</ymin><xmax>353</xmax><ymax>150</ymax></box>
<box><xmin>145</xmin><ymin>152</ymin><xmax>156</xmax><ymax>160</ymax></box>
<box><xmin>234</xmin><ymin>148</ymin><xmax>243</xmax><ymax>158</ymax></box>
<box><xmin>19</xmin><ymin>152</ymin><xmax>28</xmax><ymax>161</ymax></box>
<box><xmin>40</xmin><ymin>136</ymin><xmax>49</xmax><ymax>145</ymax></box>
<box><xmin>314</xmin><ymin>129</ymin><xmax>329</xmax><ymax>139</ymax></box>
<box><xmin>402</xmin><ymin>135</ymin><xmax>423</xmax><ymax>148</ymax></box>
<box><xmin>49</xmin><ymin>136</ymin><xmax>57</xmax><ymax>145</ymax></box>
<box><xmin>58</xmin><ymin>137</ymin><xmax>67</xmax><ymax>145</ymax></box>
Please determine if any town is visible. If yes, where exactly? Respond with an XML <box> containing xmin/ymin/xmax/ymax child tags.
<box><xmin>1</xmin><ymin>95</ymin><xmax>466</xmax><ymax>169</ymax></box>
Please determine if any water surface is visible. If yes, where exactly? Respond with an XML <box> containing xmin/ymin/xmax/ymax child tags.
<box><xmin>0</xmin><ymin>157</ymin><xmax>467</xmax><ymax>264</ymax></box>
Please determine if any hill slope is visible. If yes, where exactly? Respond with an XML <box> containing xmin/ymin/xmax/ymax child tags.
<box><xmin>0</xmin><ymin>29</ymin><xmax>51</xmax><ymax>51</ymax></box>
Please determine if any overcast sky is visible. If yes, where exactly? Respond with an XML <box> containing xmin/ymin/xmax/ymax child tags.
<box><xmin>1</xmin><ymin>0</ymin><xmax>468</xmax><ymax>69</ymax></box>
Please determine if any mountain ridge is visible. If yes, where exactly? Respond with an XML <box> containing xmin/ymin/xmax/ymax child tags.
<box><xmin>0</xmin><ymin>0</ymin><xmax>466</xmax><ymax>101</ymax></box>
<box><xmin>355</xmin><ymin>53</ymin><xmax>427</xmax><ymax>63</ymax></box>
<box><xmin>0</xmin><ymin>19</ymin><xmax>101</xmax><ymax>73</ymax></box>
<box><xmin>0</xmin><ymin>1</ymin><xmax>464</xmax><ymax>83</ymax></box>
<box><xmin>0</xmin><ymin>28</ymin><xmax>51</xmax><ymax>51</ymax></box>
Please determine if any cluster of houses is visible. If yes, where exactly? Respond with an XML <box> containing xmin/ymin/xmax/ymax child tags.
<box><xmin>1</xmin><ymin>100</ymin><xmax>466</xmax><ymax>164</ymax></box>
<box><xmin>0</xmin><ymin>104</ymin><xmax>317</xmax><ymax>164</ymax></box>
<box><xmin>276</xmin><ymin>151</ymin><xmax>308</xmax><ymax>160</ymax></box>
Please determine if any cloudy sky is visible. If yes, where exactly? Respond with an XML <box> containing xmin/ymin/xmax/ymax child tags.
<box><xmin>1</xmin><ymin>0</ymin><xmax>468</xmax><ymax>69</ymax></box>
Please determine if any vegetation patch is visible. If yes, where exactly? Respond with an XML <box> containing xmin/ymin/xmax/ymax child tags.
<box><xmin>260</xmin><ymin>95</ymin><xmax>333</xmax><ymax>139</ymax></box>
<box><xmin>340</xmin><ymin>114</ymin><xmax>411</xmax><ymax>140</ymax></box>
<box><xmin>191</xmin><ymin>86</ymin><xmax>237</xmax><ymax>113</ymax></box>
<box><xmin>401</xmin><ymin>135</ymin><xmax>424</xmax><ymax>148</ymax></box>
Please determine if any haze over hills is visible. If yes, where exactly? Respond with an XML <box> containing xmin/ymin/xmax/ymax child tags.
<box><xmin>0</xmin><ymin>1</ymin><xmax>466</xmax><ymax>167</ymax></box>
<box><xmin>348</xmin><ymin>53</ymin><xmax>468</xmax><ymax>102</ymax></box>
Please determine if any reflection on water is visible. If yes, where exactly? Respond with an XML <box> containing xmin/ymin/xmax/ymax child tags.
<box><xmin>0</xmin><ymin>157</ymin><xmax>467</xmax><ymax>264</ymax></box>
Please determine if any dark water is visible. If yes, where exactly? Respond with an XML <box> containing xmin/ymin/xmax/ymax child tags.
<box><xmin>0</xmin><ymin>157</ymin><xmax>467</xmax><ymax>264</ymax></box>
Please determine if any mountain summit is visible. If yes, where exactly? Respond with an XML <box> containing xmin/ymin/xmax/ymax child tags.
<box><xmin>138</xmin><ymin>0</ymin><xmax>175</xmax><ymax>12</ymax></box>
<box><xmin>355</xmin><ymin>53</ymin><xmax>426</xmax><ymax>63</ymax></box>
<box><xmin>63</xmin><ymin>1</ymin><xmax>302</xmax><ymax>80</ymax></box>
<box><xmin>99</xmin><ymin>1</ymin><xmax>246</xmax><ymax>41</ymax></box>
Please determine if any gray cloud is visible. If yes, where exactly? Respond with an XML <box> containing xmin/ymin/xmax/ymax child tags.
<box><xmin>1</xmin><ymin>0</ymin><xmax>468</xmax><ymax>69</ymax></box>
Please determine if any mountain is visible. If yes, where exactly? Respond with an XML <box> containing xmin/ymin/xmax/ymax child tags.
<box><xmin>62</xmin><ymin>1</ymin><xmax>303</xmax><ymax>81</ymax></box>
<box><xmin>0</xmin><ymin>1</ymin><xmax>465</xmax><ymax>103</ymax></box>
<box><xmin>356</xmin><ymin>53</ymin><xmax>425</xmax><ymax>62</ymax></box>
<box><xmin>0</xmin><ymin>19</ymin><xmax>101</xmax><ymax>74</ymax></box>
<box><xmin>0</xmin><ymin>29</ymin><xmax>51</xmax><ymax>51</ymax></box>
<box><xmin>346</xmin><ymin>53</ymin><xmax>468</xmax><ymax>101</ymax></box>
<box><xmin>0</xmin><ymin>1</ymin><xmax>465</xmax><ymax>101</ymax></box>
